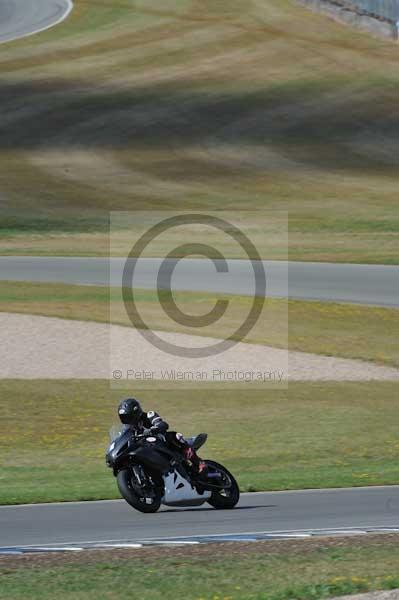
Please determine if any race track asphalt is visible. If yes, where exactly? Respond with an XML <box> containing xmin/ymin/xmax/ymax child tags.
<box><xmin>1</xmin><ymin>487</ymin><xmax>399</xmax><ymax>548</ymax></box>
<box><xmin>0</xmin><ymin>0</ymin><xmax>72</xmax><ymax>44</ymax></box>
<box><xmin>0</xmin><ymin>257</ymin><xmax>398</xmax><ymax>306</ymax></box>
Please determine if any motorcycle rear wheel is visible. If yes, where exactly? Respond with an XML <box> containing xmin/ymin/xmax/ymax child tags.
<box><xmin>205</xmin><ymin>460</ymin><xmax>240</xmax><ymax>509</ymax></box>
<box><xmin>117</xmin><ymin>468</ymin><xmax>162</xmax><ymax>513</ymax></box>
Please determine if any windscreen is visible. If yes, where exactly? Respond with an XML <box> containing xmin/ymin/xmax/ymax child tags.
<box><xmin>109</xmin><ymin>424</ymin><xmax>126</xmax><ymax>442</ymax></box>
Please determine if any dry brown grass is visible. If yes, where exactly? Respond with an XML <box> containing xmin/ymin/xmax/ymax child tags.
<box><xmin>1</xmin><ymin>0</ymin><xmax>399</xmax><ymax>260</ymax></box>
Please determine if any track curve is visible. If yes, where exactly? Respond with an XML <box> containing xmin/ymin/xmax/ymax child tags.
<box><xmin>0</xmin><ymin>0</ymin><xmax>73</xmax><ymax>44</ymax></box>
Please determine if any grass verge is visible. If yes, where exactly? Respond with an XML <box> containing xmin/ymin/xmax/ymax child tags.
<box><xmin>1</xmin><ymin>1</ymin><xmax>399</xmax><ymax>261</ymax></box>
<box><xmin>1</xmin><ymin>380</ymin><xmax>399</xmax><ymax>505</ymax></box>
<box><xmin>2</xmin><ymin>535</ymin><xmax>399</xmax><ymax>599</ymax></box>
<box><xmin>1</xmin><ymin>281</ymin><xmax>398</xmax><ymax>366</ymax></box>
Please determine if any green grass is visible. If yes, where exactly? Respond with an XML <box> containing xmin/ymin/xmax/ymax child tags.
<box><xmin>1</xmin><ymin>1</ymin><xmax>399</xmax><ymax>261</ymax></box>
<box><xmin>1</xmin><ymin>281</ymin><xmax>398</xmax><ymax>366</ymax></box>
<box><xmin>2</xmin><ymin>536</ymin><xmax>399</xmax><ymax>599</ymax></box>
<box><xmin>1</xmin><ymin>380</ymin><xmax>399</xmax><ymax>505</ymax></box>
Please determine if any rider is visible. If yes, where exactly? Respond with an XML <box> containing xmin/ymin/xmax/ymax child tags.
<box><xmin>117</xmin><ymin>398</ymin><xmax>207</xmax><ymax>477</ymax></box>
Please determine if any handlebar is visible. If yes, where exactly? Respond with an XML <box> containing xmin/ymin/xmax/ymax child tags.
<box><xmin>133</xmin><ymin>431</ymin><xmax>160</xmax><ymax>440</ymax></box>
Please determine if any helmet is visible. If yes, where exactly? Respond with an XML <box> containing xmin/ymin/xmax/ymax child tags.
<box><xmin>118</xmin><ymin>398</ymin><xmax>143</xmax><ymax>425</ymax></box>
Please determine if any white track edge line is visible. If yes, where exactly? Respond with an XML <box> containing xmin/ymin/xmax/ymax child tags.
<box><xmin>0</xmin><ymin>0</ymin><xmax>74</xmax><ymax>45</ymax></box>
<box><xmin>9</xmin><ymin>525</ymin><xmax>399</xmax><ymax>550</ymax></box>
<box><xmin>3</xmin><ymin>485</ymin><xmax>399</xmax><ymax>509</ymax></box>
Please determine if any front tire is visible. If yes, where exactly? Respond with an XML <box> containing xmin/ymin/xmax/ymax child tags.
<box><xmin>205</xmin><ymin>460</ymin><xmax>240</xmax><ymax>509</ymax></box>
<box><xmin>117</xmin><ymin>469</ymin><xmax>161</xmax><ymax>513</ymax></box>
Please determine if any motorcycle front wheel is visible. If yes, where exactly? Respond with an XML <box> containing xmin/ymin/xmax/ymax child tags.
<box><xmin>205</xmin><ymin>460</ymin><xmax>240</xmax><ymax>509</ymax></box>
<box><xmin>117</xmin><ymin>468</ymin><xmax>162</xmax><ymax>513</ymax></box>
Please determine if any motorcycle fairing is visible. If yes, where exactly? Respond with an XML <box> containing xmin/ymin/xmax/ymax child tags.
<box><xmin>162</xmin><ymin>470</ymin><xmax>211</xmax><ymax>506</ymax></box>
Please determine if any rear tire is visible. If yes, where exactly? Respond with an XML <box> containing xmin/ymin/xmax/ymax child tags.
<box><xmin>117</xmin><ymin>469</ymin><xmax>162</xmax><ymax>513</ymax></box>
<box><xmin>205</xmin><ymin>460</ymin><xmax>240</xmax><ymax>509</ymax></box>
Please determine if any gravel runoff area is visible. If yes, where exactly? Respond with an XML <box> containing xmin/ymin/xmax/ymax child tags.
<box><xmin>333</xmin><ymin>592</ymin><xmax>399</xmax><ymax>600</ymax></box>
<box><xmin>1</xmin><ymin>313</ymin><xmax>399</xmax><ymax>381</ymax></box>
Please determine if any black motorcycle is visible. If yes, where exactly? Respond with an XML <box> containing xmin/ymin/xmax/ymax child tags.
<box><xmin>106</xmin><ymin>427</ymin><xmax>240</xmax><ymax>513</ymax></box>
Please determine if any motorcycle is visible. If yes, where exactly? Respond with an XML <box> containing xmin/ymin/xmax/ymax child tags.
<box><xmin>105</xmin><ymin>426</ymin><xmax>240</xmax><ymax>513</ymax></box>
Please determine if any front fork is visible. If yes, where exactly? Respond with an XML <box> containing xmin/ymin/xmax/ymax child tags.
<box><xmin>132</xmin><ymin>464</ymin><xmax>145</xmax><ymax>486</ymax></box>
<box><xmin>133</xmin><ymin>464</ymin><xmax>164</xmax><ymax>499</ymax></box>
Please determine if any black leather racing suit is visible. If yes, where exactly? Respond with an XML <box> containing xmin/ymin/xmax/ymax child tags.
<box><xmin>126</xmin><ymin>410</ymin><xmax>204</xmax><ymax>473</ymax></box>
<box><xmin>133</xmin><ymin>410</ymin><xmax>169</xmax><ymax>436</ymax></box>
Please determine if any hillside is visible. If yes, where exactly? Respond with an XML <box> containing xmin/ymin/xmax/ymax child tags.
<box><xmin>1</xmin><ymin>0</ymin><xmax>399</xmax><ymax>261</ymax></box>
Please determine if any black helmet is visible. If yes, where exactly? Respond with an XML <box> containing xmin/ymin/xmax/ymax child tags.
<box><xmin>118</xmin><ymin>398</ymin><xmax>143</xmax><ymax>425</ymax></box>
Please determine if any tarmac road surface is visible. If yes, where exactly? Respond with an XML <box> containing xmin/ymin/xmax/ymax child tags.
<box><xmin>0</xmin><ymin>0</ymin><xmax>72</xmax><ymax>44</ymax></box>
<box><xmin>0</xmin><ymin>257</ymin><xmax>398</xmax><ymax>306</ymax></box>
<box><xmin>1</xmin><ymin>487</ymin><xmax>399</xmax><ymax>548</ymax></box>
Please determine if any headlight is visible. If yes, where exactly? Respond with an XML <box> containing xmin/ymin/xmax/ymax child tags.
<box><xmin>109</xmin><ymin>441</ymin><xmax>116</xmax><ymax>451</ymax></box>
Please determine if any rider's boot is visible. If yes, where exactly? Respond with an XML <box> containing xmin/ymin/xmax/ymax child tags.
<box><xmin>183</xmin><ymin>446</ymin><xmax>207</xmax><ymax>479</ymax></box>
